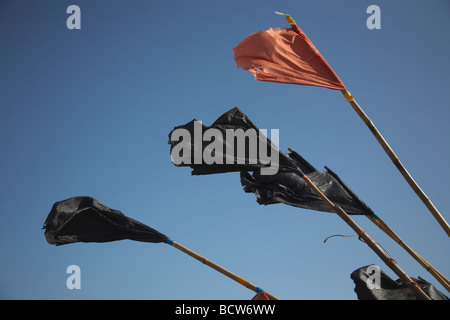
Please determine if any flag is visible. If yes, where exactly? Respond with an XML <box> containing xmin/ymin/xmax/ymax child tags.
<box><xmin>43</xmin><ymin>196</ymin><xmax>169</xmax><ymax>246</ymax></box>
<box><xmin>233</xmin><ymin>23</ymin><xmax>346</xmax><ymax>90</ymax></box>
<box><xmin>251</xmin><ymin>291</ymin><xmax>272</xmax><ymax>300</ymax></box>
<box><xmin>241</xmin><ymin>149</ymin><xmax>373</xmax><ymax>215</ymax></box>
<box><xmin>351</xmin><ymin>265</ymin><xmax>449</xmax><ymax>300</ymax></box>
<box><xmin>168</xmin><ymin>107</ymin><xmax>298</xmax><ymax>175</ymax></box>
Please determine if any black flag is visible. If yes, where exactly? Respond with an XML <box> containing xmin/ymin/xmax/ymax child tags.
<box><xmin>241</xmin><ymin>149</ymin><xmax>373</xmax><ymax>215</ymax></box>
<box><xmin>43</xmin><ymin>196</ymin><xmax>169</xmax><ymax>246</ymax></box>
<box><xmin>169</xmin><ymin>107</ymin><xmax>372</xmax><ymax>215</ymax></box>
<box><xmin>168</xmin><ymin>107</ymin><xmax>297</xmax><ymax>175</ymax></box>
<box><xmin>351</xmin><ymin>265</ymin><xmax>449</xmax><ymax>300</ymax></box>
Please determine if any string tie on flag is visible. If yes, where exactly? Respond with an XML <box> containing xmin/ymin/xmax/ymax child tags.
<box><xmin>358</xmin><ymin>234</ymin><xmax>400</xmax><ymax>268</ymax></box>
<box><xmin>376</xmin><ymin>242</ymin><xmax>398</xmax><ymax>267</ymax></box>
<box><xmin>395</xmin><ymin>277</ymin><xmax>425</xmax><ymax>299</ymax></box>
<box><xmin>323</xmin><ymin>233</ymin><xmax>362</xmax><ymax>243</ymax></box>
<box><xmin>274</xmin><ymin>11</ymin><xmax>296</xmax><ymax>25</ymax></box>
<box><xmin>343</xmin><ymin>90</ymin><xmax>354</xmax><ymax>101</ymax></box>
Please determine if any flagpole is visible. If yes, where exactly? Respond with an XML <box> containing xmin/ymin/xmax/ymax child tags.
<box><xmin>341</xmin><ymin>90</ymin><xmax>450</xmax><ymax>237</ymax></box>
<box><xmin>303</xmin><ymin>177</ymin><xmax>431</xmax><ymax>300</ymax></box>
<box><xmin>277</xmin><ymin>13</ymin><xmax>449</xmax><ymax>237</ymax></box>
<box><xmin>324</xmin><ymin>165</ymin><xmax>450</xmax><ymax>292</ymax></box>
<box><xmin>367</xmin><ymin>214</ymin><xmax>450</xmax><ymax>292</ymax></box>
<box><xmin>165</xmin><ymin>239</ymin><xmax>280</xmax><ymax>300</ymax></box>
<box><xmin>287</xmin><ymin>149</ymin><xmax>431</xmax><ymax>300</ymax></box>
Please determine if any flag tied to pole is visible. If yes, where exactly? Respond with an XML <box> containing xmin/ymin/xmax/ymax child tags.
<box><xmin>241</xmin><ymin>149</ymin><xmax>373</xmax><ymax>215</ymax></box>
<box><xmin>233</xmin><ymin>22</ymin><xmax>346</xmax><ymax>90</ymax></box>
<box><xmin>170</xmin><ymin>107</ymin><xmax>372</xmax><ymax>216</ymax></box>
<box><xmin>43</xmin><ymin>196</ymin><xmax>169</xmax><ymax>246</ymax></box>
<box><xmin>168</xmin><ymin>107</ymin><xmax>298</xmax><ymax>175</ymax></box>
<box><xmin>351</xmin><ymin>265</ymin><xmax>449</xmax><ymax>300</ymax></box>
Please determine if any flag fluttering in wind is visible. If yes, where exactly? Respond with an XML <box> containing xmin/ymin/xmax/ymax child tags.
<box><xmin>233</xmin><ymin>13</ymin><xmax>449</xmax><ymax>237</ymax></box>
<box><xmin>241</xmin><ymin>149</ymin><xmax>373</xmax><ymax>216</ymax></box>
<box><xmin>252</xmin><ymin>291</ymin><xmax>272</xmax><ymax>300</ymax></box>
<box><xmin>351</xmin><ymin>265</ymin><xmax>449</xmax><ymax>300</ymax></box>
<box><xmin>43</xmin><ymin>196</ymin><xmax>169</xmax><ymax>245</ymax></box>
<box><xmin>169</xmin><ymin>107</ymin><xmax>370</xmax><ymax>216</ymax></box>
<box><xmin>233</xmin><ymin>19</ymin><xmax>345</xmax><ymax>90</ymax></box>
<box><xmin>169</xmin><ymin>107</ymin><xmax>371</xmax><ymax>216</ymax></box>
<box><xmin>169</xmin><ymin>106</ymin><xmax>433</xmax><ymax>299</ymax></box>
<box><xmin>168</xmin><ymin>107</ymin><xmax>297</xmax><ymax>175</ymax></box>
<box><xmin>242</xmin><ymin>147</ymin><xmax>449</xmax><ymax>291</ymax></box>
<box><xmin>43</xmin><ymin>196</ymin><xmax>280</xmax><ymax>299</ymax></box>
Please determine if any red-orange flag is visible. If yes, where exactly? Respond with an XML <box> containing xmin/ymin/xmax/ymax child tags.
<box><xmin>252</xmin><ymin>291</ymin><xmax>272</xmax><ymax>300</ymax></box>
<box><xmin>233</xmin><ymin>23</ymin><xmax>346</xmax><ymax>91</ymax></box>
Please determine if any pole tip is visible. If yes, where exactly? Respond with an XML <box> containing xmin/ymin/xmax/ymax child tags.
<box><xmin>275</xmin><ymin>11</ymin><xmax>296</xmax><ymax>25</ymax></box>
<box><xmin>285</xmin><ymin>15</ymin><xmax>296</xmax><ymax>25</ymax></box>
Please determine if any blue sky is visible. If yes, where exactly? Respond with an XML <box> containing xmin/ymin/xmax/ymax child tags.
<box><xmin>0</xmin><ymin>0</ymin><xmax>449</xmax><ymax>300</ymax></box>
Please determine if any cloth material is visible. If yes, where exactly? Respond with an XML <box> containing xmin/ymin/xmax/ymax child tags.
<box><xmin>43</xmin><ymin>196</ymin><xmax>169</xmax><ymax>246</ymax></box>
<box><xmin>168</xmin><ymin>107</ymin><xmax>297</xmax><ymax>175</ymax></box>
<box><xmin>241</xmin><ymin>150</ymin><xmax>373</xmax><ymax>215</ymax></box>
<box><xmin>351</xmin><ymin>264</ymin><xmax>449</xmax><ymax>300</ymax></box>
<box><xmin>233</xmin><ymin>24</ymin><xmax>346</xmax><ymax>90</ymax></box>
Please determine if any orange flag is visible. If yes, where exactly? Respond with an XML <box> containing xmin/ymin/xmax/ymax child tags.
<box><xmin>233</xmin><ymin>24</ymin><xmax>346</xmax><ymax>90</ymax></box>
<box><xmin>252</xmin><ymin>291</ymin><xmax>272</xmax><ymax>300</ymax></box>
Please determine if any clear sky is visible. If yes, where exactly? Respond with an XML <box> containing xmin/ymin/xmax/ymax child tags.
<box><xmin>0</xmin><ymin>0</ymin><xmax>449</xmax><ymax>300</ymax></box>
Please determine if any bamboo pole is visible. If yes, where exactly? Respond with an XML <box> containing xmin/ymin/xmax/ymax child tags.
<box><xmin>367</xmin><ymin>215</ymin><xmax>450</xmax><ymax>293</ymax></box>
<box><xmin>286</xmin><ymin>160</ymin><xmax>432</xmax><ymax>299</ymax></box>
<box><xmin>165</xmin><ymin>239</ymin><xmax>280</xmax><ymax>300</ymax></box>
<box><xmin>305</xmin><ymin>178</ymin><xmax>431</xmax><ymax>299</ymax></box>
<box><xmin>280</xmin><ymin>13</ymin><xmax>448</xmax><ymax>236</ymax></box>
<box><xmin>341</xmin><ymin>90</ymin><xmax>450</xmax><ymax>237</ymax></box>
<box><xmin>324</xmin><ymin>165</ymin><xmax>449</xmax><ymax>292</ymax></box>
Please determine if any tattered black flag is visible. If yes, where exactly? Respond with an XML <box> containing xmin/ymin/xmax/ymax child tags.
<box><xmin>241</xmin><ymin>149</ymin><xmax>373</xmax><ymax>215</ymax></box>
<box><xmin>43</xmin><ymin>196</ymin><xmax>168</xmax><ymax>246</ymax></box>
<box><xmin>169</xmin><ymin>107</ymin><xmax>372</xmax><ymax>215</ymax></box>
<box><xmin>351</xmin><ymin>264</ymin><xmax>449</xmax><ymax>300</ymax></box>
<box><xmin>168</xmin><ymin>107</ymin><xmax>297</xmax><ymax>175</ymax></box>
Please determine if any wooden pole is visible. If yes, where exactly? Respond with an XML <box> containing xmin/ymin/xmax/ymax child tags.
<box><xmin>341</xmin><ymin>90</ymin><xmax>450</xmax><ymax>237</ymax></box>
<box><xmin>367</xmin><ymin>215</ymin><xmax>450</xmax><ymax>293</ymax></box>
<box><xmin>166</xmin><ymin>239</ymin><xmax>280</xmax><ymax>300</ymax></box>
<box><xmin>324</xmin><ymin>164</ymin><xmax>449</xmax><ymax>291</ymax></box>
<box><xmin>299</xmin><ymin>173</ymin><xmax>431</xmax><ymax>300</ymax></box>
